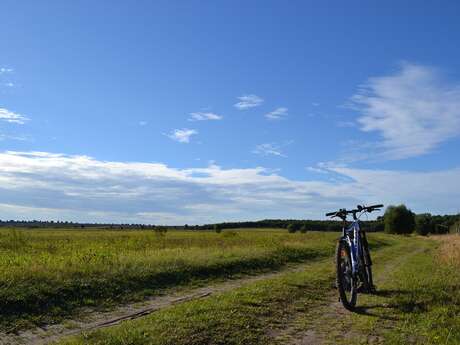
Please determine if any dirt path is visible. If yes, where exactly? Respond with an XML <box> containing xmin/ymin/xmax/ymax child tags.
<box><xmin>0</xmin><ymin>261</ymin><xmax>323</xmax><ymax>345</ymax></box>
<box><xmin>276</xmin><ymin>244</ymin><xmax>428</xmax><ymax>345</ymax></box>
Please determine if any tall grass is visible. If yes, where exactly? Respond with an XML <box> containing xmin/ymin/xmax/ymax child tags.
<box><xmin>53</xmin><ymin>233</ymin><xmax>401</xmax><ymax>345</ymax></box>
<box><xmin>436</xmin><ymin>234</ymin><xmax>460</xmax><ymax>266</ymax></box>
<box><xmin>0</xmin><ymin>228</ymin><xmax>337</xmax><ymax>329</ymax></box>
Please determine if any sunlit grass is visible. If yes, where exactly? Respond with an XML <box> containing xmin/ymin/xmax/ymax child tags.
<box><xmin>55</xmin><ymin>234</ymin><xmax>460</xmax><ymax>345</ymax></box>
<box><xmin>0</xmin><ymin>228</ymin><xmax>337</xmax><ymax>330</ymax></box>
<box><xmin>54</xmin><ymin>233</ymin><xmax>400</xmax><ymax>345</ymax></box>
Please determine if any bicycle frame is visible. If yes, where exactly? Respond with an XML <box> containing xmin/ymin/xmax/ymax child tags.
<box><xmin>342</xmin><ymin>218</ymin><xmax>362</xmax><ymax>276</ymax></box>
<box><xmin>328</xmin><ymin>204</ymin><xmax>382</xmax><ymax>308</ymax></box>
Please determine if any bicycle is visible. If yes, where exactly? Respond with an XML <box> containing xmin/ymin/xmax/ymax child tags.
<box><xmin>325</xmin><ymin>204</ymin><xmax>383</xmax><ymax>310</ymax></box>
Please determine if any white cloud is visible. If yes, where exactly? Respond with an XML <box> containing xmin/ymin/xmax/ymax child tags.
<box><xmin>0</xmin><ymin>134</ymin><xmax>30</xmax><ymax>141</ymax></box>
<box><xmin>0</xmin><ymin>67</ymin><xmax>13</xmax><ymax>74</ymax></box>
<box><xmin>167</xmin><ymin>128</ymin><xmax>197</xmax><ymax>143</ymax></box>
<box><xmin>306</xmin><ymin>166</ymin><xmax>329</xmax><ymax>174</ymax></box>
<box><xmin>0</xmin><ymin>108</ymin><xmax>29</xmax><ymax>124</ymax></box>
<box><xmin>0</xmin><ymin>151</ymin><xmax>459</xmax><ymax>224</ymax></box>
<box><xmin>253</xmin><ymin>143</ymin><xmax>287</xmax><ymax>157</ymax></box>
<box><xmin>336</xmin><ymin>121</ymin><xmax>355</xmax><ymax>128</ymax></box>
<box><xmin>265</xmin><ymin>107</ymin><xmax>288</xmax><ymax>120</ymax></box>
<box><xmin>234</xmin><ymin>94</ymin><xmax>264</xmax><ymax>110</ymax></box>
<box><xmin>351</xmin><ymin>63</ymin><xmax>460</xmax><ymax>159</ymax></box>
<box><xmin>189</xmin><ymin>112</ymin><xmax>223</xmax><ymax>121</ymax></box>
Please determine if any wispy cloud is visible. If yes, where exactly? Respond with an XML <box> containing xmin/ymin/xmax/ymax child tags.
<box><xmin>167</xmin><ymin>128</ymin><xmax>197</xmax><ymax>143</ymax></box>
<box><xmin>234</xmin><ymin>94</ymin><xmax>264</xmax><ymax>110</ymax></box>
<box><xmin>0</xmin><ymin>134</ymin><xmax>30</xmax><ymax>141</ymax></box>
<box><xmin>189</xmin><ymin>112</ymin><xmax>223</xmax><ymax>121</ymax></box>
<box><xmin>306</xmin><ymin>166</ymin><xmax>329</xmax><ymax>174</ymax></box>
<box><xmin>265</xmin><ymin>107</ymin><xmax>288</xmax><ymax>120</ymax></box>
<box><xmin>253</xmin><ymin>143</ymin><xmax>287</xmax><ymax>157</ymax></box>
<box><xmin>139</xmin><ymin>121</ymin><xmax>148</xmax><ymax>126</ymax></box>
<box><xmin>0</xmin><ymin>108</ymin><xmax>29</xmax><ymax>124</ymax></box>
<box><xmin>0</xmin><ymin>67</ymin><xmax>13</xmax><ymax>74</ymax></box>
<box><xmin>350</xmin><ymin>63</ymin><xmax>460</xmax><ymax>160</ymax></box>
<box><xmin>0</xmin><ymin>151</ymin><xmax>459</xmax><ymax>224</ymax></box>
<box><xmin>336</xmin><ymin>120</ymin><xmax>355</xmax><ymax>128</ymax></box>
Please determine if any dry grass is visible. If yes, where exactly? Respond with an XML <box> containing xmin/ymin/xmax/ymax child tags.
<box><xmin>433</xmin><ymin>234</ymin><xmax>460</xmax><ymax>266</ymax></box>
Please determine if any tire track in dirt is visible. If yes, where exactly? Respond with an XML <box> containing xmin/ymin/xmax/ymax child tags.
<box><xmin>0</xmin><ymin>260</ymin><xmax>325</xmax><ymax>345</ymax></box>
<box><xmin>275</xmin><ymin>243</ymin><xmax>428</xmax><ymax>345</ymax></box>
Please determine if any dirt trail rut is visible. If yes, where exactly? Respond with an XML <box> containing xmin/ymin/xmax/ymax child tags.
<box><xmin>0</xmin><ymin>261</ymin><xmax>320</xmax><ymax>345</ymax></box>
<box><xmin>278</xmin><ymin>246</ymin><xmax>427</xmax><ymax>345</ymax></box>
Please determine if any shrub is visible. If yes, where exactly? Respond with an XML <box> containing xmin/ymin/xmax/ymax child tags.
<box><xmin>287</xmin><ymin>223</ymin><xmax>300</xmax><ymax>233</ymax></box>
<box><xmin>154</xmin><ymin>227</ymin><xmax>168</xmax><ymax>237</ymax></box>
<box><xmin>214</xmin><ymin>224</ymin><xmax>222</xmax><ymax>233</ymax></box>
<box><xmin>450</xmin><ymin>220</ymin><xmax>460</xmax><ymax>234</ymax></box>
<box><xmin>415</xmin><ymin>213</ymin><xmax>434</xmax><ymax>236</ymax></box>
<box><xmin>384</xmin><ymin>204</ymin><xmax>415</xmax><ymax>234</ymax></box>
<box><xmin>300</xmin><ymin>225</ymin><xmax>308</xmax><ymax>233</ymax></box>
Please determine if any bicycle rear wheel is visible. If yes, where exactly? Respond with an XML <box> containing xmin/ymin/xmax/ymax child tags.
<box><xmin>361</xmin><ymin>232</ymin><xmax>376</xmax><ymax>293</ymax></box>
<box><xmin>336</xmin><ymin>240</ymin><xmax>357</xmax><ymax>309</ymax></box>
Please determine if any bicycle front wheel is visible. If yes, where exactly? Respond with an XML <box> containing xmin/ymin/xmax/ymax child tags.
<box><xmin>336</xmin><ymin>240</ymin><xmax>357</xmax><ymax>310</ymax></box>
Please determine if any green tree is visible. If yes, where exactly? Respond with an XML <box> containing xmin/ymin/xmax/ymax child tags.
<box><xmin>214</xmin><ymin>224</ymin><xmax>222</xmax><ymax>233</ymax></box>
<box><xmin>384</xmin><ymin>204</ymin><xmax>415</xmax><ymax>234</ymax></box>
<box><xmin>300</xmin><ymin>224</ymin><xmax>308</xmax><ymax>233</ymax></box>
<box><xmin>415</xmin><ymin>213</ymin><xmax>433</xmax><ymax>236</ymax></box>
<box><xmin>287</xmin><ymin>223</ymin><xmax>299</xmax><ymax>233</ymax></box>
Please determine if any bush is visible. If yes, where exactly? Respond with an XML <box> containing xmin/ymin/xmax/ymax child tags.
<box><xmin>214</xmin><ymin>224</ymin><xmax>222</xmax><ymax>233</ymax></box>
<box><xmin>287</xmin><ymin>223</ymin><xmax>300</xmax><ymax>233</ymax></box>
<box><xmin>154</xmin><ymin>227</ymin><xmax>168</xmax><ymax>235</ymax></box>
<box><xmin>450</xmin><ymin>220</ymin><xmax>460</xmax><ymax>234</ymax></box>
<box><xmin>384</xmin><ymin>204</ymin><xmax>415</xmax><ymax>234</ymax></box>
<box><xmin>300</xmin><ymin>224</ymin><xmax>308</xmax><ymax>233</ymax></box>
<box><xmin>415</xmin><ymin>213</ymin><xmax>434</xmax><ymax>236</ymax></box>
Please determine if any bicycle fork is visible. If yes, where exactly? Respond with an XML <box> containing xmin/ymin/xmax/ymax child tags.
<box><xmin>345</xmin><ymin>228</ymin><xmax>360</xmax><ymax>276</ymax></box>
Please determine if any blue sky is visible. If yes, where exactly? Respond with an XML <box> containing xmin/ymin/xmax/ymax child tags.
<box><xmin>1</xmin><ymin>1</ymin><xmax>460</xmax><ymax>224</ymax></box>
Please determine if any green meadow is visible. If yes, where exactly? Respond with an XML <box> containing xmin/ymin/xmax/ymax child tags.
<box><xmin>1</xmin><ymin>228</ymin><xmax>458</xmax><ymax>345</ymax></box>
<box><xmin>55</xmin><ymin>234</ymin><xmax>460</xmax><ymax>345</ymax></box>
<box><xmin>0</xmin><ymin>228</ymin><xmax>337</xmax><ymax>330</ymax></box>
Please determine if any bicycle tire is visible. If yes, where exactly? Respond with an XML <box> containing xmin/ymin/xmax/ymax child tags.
<box><xmin>336</xmin><ymin>240</ymin><xmax>357</xmax><ymax>309</ymax></box>
<box><xmin>360</xmin><ymin>232</ymin><xmax>375</xmax><ymax>293</ymax></box>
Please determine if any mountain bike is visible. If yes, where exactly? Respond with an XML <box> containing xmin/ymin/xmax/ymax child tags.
<box><xmin>326</xmin><ymin>204</ymin><xmax>383</xmax><ymax>310</ymax></box>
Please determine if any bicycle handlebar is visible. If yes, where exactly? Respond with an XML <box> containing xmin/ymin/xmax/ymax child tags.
<box><xmin>325</xmin><ymin>204</ymin><xmax>384</xmax><ymax>218</ymax></box>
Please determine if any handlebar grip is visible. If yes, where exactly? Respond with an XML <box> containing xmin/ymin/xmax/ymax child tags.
<box><xmin>325</xmin><ymin>212</ymin><xmax>336</xmax><ymax>216</ymax></box>
<box><xmin>368</xmin><ymin>204</ymin><xmax>384</xmax><ymax>209</ymax></box>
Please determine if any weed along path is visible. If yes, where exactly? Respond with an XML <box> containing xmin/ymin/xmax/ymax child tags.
<box><xmin>3</xmin><ymin>234</ymin><xmax>455</xmax><ymax>345</ymax></box>
<box><xmin>276</xmin><ymin>235</ymin><xmax>460</xmax><ymax>345</ymax></box>
<box><xmin>0</xmin><ymin>259</ymin><xmax>328</xmax><ymax>345</ymax></box>
<box><xmin>275</xmin><ymin>238</ymin><xmax>433</xmax><ymax>345</ymax></box>
<box><xmin>35</xmin><ymin>234</ymin><xmax>398</xmax><ymax>345</ymax></box>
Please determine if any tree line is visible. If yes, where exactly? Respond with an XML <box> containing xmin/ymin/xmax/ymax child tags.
<box><xmin>383</xmin><ymin>204</ymin><xmax>459</xmax><ymax>235</ymax></box>
<box><xmin>0</xmin><ymin>220</ymin><xmax>157</xmax><ymax>230</ymax></box>
<box><xmin>201</xmin><ymin>219</ymin><xmax>385</xmax><ymax>232</ymax></box>
<box><xmin>1</xmin><ymin>205</ymin><xmax>458</xmax><ymax>235</ymax></box>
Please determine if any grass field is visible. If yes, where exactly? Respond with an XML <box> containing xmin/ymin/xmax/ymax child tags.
<box><xmin>1</xmin><ymin>229</ymin><xmax>458</xmax><ymax>345</ymax></box>
<box><xmin>53</xmin><ymin>233</ymin><xmax>460</xmax><ymax>345</ymax></box>
<box><xmin>0</xmin><ymin>228</ymin><xmax>342</xmax><ymax>330</ymax></box>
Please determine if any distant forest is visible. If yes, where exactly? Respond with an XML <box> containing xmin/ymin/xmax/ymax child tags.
<box><xmin>0</xmin><ymin>213</ymin><xmax>459</xmax><ymax>233</ymax></box>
